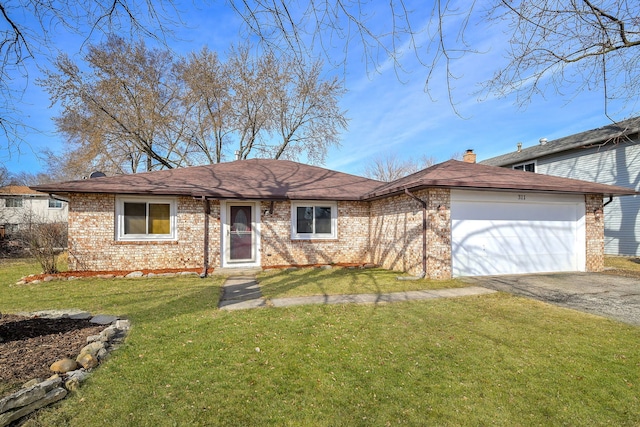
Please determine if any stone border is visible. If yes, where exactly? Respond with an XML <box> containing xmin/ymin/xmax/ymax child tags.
<box><xmin>0</xmin><ymin>310</ymin><xmax>130</xmax><ymax>427</ymax></box>
<box><xmin>15</xmin><ymin>270</ymin><xmax>202</xmax><ymax>285</ymax></box>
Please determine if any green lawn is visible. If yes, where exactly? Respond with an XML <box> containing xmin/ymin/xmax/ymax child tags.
<box><xmin>1</xmin><ymin>259</ymin><xmax>639</xmax><ymax>426</ymax></box>
<box><xmin>258</xmin><ymin>267</ymin><xmax>468</xmax><ymax>299</ymax></box>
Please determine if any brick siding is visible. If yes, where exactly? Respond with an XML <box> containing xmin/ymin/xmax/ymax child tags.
<box><xmin>369</xmin><ymin>188</ymin><xmax>452</xmax><ymax>279</ymax></box>
<box><xmin>66</xmin><ymin>190</ymin><xmax>605</xmax><ymax>277</ymax></box>
<box><xmin>260</xmin><ymin>201</ymin><xmax>370</xmax><ymax>267</ymax></box>
<box><xmin>585</xmin><ymin>194</ymin><xmax>605</xmax><ymax>272</ymax></box>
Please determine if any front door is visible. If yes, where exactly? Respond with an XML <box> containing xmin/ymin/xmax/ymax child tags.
<box><xmin>223</xmin><ymin>203</ymin><xmax>259</xmax><ymax>267</ymax></box>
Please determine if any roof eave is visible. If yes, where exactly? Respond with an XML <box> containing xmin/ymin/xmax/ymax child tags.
<box><xmin>485</xmin><ymin>126</ymin><xmax>640</xmax><ymax>167</ymax></box>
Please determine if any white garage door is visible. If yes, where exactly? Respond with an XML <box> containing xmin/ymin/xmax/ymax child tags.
<box><xmin>451</xmin><ymin>190</ymin><xmax>586</xmax><ymax>276</ymax></box>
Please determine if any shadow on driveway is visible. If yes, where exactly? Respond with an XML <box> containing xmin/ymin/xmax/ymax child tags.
<box><xmin>462</xmin><ymin>272</ymin><xmax>640</xmax><ymax>326</ymax></box>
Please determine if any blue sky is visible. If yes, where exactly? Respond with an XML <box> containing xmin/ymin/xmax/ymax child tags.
<box><xmin>1</xmin><ymin>0</ymin><xmax>634</xmax><ymax>178</ymax></box>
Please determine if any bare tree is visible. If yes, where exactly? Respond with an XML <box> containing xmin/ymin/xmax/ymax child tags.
<box><xmin>0</xmin><ymin>166</ymin><xmax>10</xmax><ymax>187</ymax></box>
<box><xmin>363</xmin><ymin>153</ymin><xmax>439</xmax><ymax>182</ymax></box>
<box><xmin>177</xmin><ymin>48</ymin><xmax>232</xmax><ymax>164</ymax></box>
<box><xmin>0</xmin><ymin>0</ymin><xmax>180</xmax><ymax>150</ymax></box>
<box><xmin>40</xmin><ymin>39</ymin><xmax>348</xmax><ymax>176</ymax></box>
<box><xmin>40</xmin><ymin>36</ymin><xmax>188</xmax><ymax>174</ymax></box>
<box><xmin>228</xmin><ymin>1</ymin><xmax>640</xmax><ymax>119</ymax></box>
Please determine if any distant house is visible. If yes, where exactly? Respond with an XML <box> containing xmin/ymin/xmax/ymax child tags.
<box><xmin>0</xmin><ymin>186</ymin><xmax>69</xmax><ymax>239</ymax></box>
<box><xmin>482</xmin><ymin>116</ymin><xmax>640</xmax><ymax>257</ymax></box>
<box><xmin>33</xmin><ymin>157</ymin><xmax>636</xmax><ymax>277</ymax></box>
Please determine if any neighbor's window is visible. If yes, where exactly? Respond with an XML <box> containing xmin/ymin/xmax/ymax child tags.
<box><xmin>291</xmin><ymin>201</ymin><xmax>337</xmax><ymax>239</ymax></box>
<box><xmin>513</xmin><ymin>161</ymin><xmax>536</xmax><ymax>172</ymax></box>
<box><xmin>48</xmin><ymin>199</ymin><xmax>63</xmax><ymax>209</ymax></box>
<box><xmin>116</xmin><ymin>197</ymin><xmax>176</xmax><ymax>241</ymax></box>
<box><xmin>5</xmin><ymin>223</ymin><xmax>19</xmax><ymax>234</ymax></box>
<box><xmin>5</xmin><ymin>198</ymin><xmax>22</xmax><ymax>208</ymax></box>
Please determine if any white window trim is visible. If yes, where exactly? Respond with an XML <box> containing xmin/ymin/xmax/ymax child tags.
<box><xmin>5</xmin><ymin>198</ymin><xmax>23</xmax><ymax>208</ymax></box>
<box><xmin>115</xmin><ymin>196</ymin><xmax>177</xmax><ymax>241</ymax></box>
<box><xmin>290</xmin><ymin>201</ymin><xmax>338</xmax><ymax>240</ymax></box>
<box><xmin>512</xmin><ymin>160</ymin><xmax>537</xmax><ymax>172</ymax></box>
<box><xmin>48</xmin><ymin>199</ymin><xmax>64</xmax><ymax>209</ymax></box>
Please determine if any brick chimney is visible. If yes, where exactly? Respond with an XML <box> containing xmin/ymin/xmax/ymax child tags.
<box><xmin>463</xmin><ymin>149</ymin><xmax>476</xmax><ymax>163</ymax></box>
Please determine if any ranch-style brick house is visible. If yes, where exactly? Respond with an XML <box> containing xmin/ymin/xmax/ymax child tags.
<box><xmin>32</xmin><ymin>155</ymin><xmax>636</xmax><ymax>278</ymax></box>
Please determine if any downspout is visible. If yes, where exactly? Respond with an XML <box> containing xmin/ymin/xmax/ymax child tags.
<box><xmin>603</xmin><ymin>196</ymin><xmax>613</xmax><ymax>208</ymax></box>
<box><xmin>398</xmin><ymin>188</ymin><xmax>427</xmax><ymax>280</ymax></box>
<box><xmin>201</xmin><ymin>198</ymin><xmax>211</xmax><ymax>278</ymax></box>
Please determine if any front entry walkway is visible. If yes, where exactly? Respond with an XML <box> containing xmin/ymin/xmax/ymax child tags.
<box><xmin>218</xmin><ymin>274</ymin><xmax>496</xmax><ymax>311</ymax></box>
<box><xmin>218</xmin><ymin>275</ymin><xmax>267</xmax><ymax>310</ymax></box>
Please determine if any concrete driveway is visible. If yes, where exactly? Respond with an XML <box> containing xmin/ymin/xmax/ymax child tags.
<box><xmin>462</xmin><ymin>272</ymin><xmax>640</xmax><ymax>326</ymax></box>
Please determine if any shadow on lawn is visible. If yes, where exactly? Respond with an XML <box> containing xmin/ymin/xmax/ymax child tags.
<box><xmin>257</xmin><ymin>268</ymin><xmax>396</xmax><ymax>299</ymax></box>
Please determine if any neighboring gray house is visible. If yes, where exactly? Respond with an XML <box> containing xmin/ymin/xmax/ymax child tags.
<box><xmin>482</xmin><ymin>116</ymin><xmax>640</xmax><ymax>257</ymax></box>
<box><xmin>0</xmin><ymin>185</ymin><xmax>68</xmax><ymax>239</ymax></box>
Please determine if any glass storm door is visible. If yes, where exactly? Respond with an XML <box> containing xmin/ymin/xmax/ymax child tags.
<box><xmin>229</xmin><ymin>205</ymin><xmax>254</xmax><ymax>261</ymax></box>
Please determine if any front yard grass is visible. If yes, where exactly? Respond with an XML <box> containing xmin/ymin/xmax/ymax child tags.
<box><xmin>258</xmin><ymin>267</ymin><xmax>468</xmax><ymax>299</ymax></box>
<box><xmin>1</xmin><ymin>259</ymin><xmax>639</xmax><ymax>426</ymax></box>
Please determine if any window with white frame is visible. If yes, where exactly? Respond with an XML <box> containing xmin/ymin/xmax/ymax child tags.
<box><xmin>4</xmin><ymin>223</ymin><xmax>19</xmax><ymax>234</ymax></box>
<box><xmin>513</xmin><ymin>161</ymin><xmax>536</xmax><ymax>172</ymax></box>
<box><xmin>291</xmin><ymin>201</ymin><xmax>337</xmax><ymax>239</ymax></box>
<box><xmin>116</xmin><ymin>197</ymin><xmax>177</xmax><ymax>241</ymax></box>
<box><xmin>5</xmin><ymin>198</ymin><xmax>22</xmax><ymax>208</ymax></box>
<box><xmin>48</xmin><ymin>199</ymin><xmax>63</xmax><ymax>209</ymax></box>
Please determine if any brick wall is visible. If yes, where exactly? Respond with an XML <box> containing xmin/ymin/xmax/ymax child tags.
<box><xmin>67</xmin><ymin>190</ymin><xmax>601</xmax><ymax>276</ymax></box>
<box><xmin>585</xmin><ymin>194</ymin><xmax>605</xmax><ymax>272</ymax></box>
<box><xmin>68</xmin><ymin>194</ymin><xmax>220</xmax><ymax>271</ymax></box>
<box><xmin>67</xmin><ymin>195</ymin><xmax>369</xmax><ymax>271</ymax></box>
<box><xmin>259</xmin><ymin>201</ymin><xmax>370</xmax><ymax>266</ymax></box>
<box><xmin>369</xmin><ymin>188</ymin><xmax>452</xmax><ymax>279</ymax></box>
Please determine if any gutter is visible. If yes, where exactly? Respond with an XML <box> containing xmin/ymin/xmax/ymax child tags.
<box><xmin>196</xmin><ymin>196</ymin><xmax>211</xmax><ymax>278</ymax></box>
<box><xmin>398</xmin><ymin>188</ymin><xmax>427</xmax><ymax>280</ymax></box>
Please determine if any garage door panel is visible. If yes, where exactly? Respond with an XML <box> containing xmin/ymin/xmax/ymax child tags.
<box><xmin>451</xmin><ymin>191</ymin><xmax>585</xmax><ymax>276</ymax></box>
<box><xmin>452</xmin><ymin>202</ymin><xmax>578</xmax><ymax>222</ymax></box>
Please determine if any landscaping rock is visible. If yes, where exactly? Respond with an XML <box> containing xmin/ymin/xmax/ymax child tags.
<box><xmin>0</xmin><ymin>387</ymin><xmax>66</xmax><ymax>427</ymax></box>
<box><xmin>86</xmin><ymin>334</ymin><xmax>101</xmax><ymax>343</ymax></box>
<box><xmin>66</xmin><ymin>370</ymin><xmax>89</xmax><ymax>383</ymax></box>
<box><xmin>64</xmin><ymin>377</ymin><xmax>81</xmax><ymax>392</ymax></box>
<box><xmin>0</xmin><ymin>386</ymin><xmax>45</xmax><ymax>414</ymax></box>
<box><xmin>115</xmin><ymin>319</ymin><xmax>131</xmax><ymax>330</ymax></box>
<box><xmin>90</xmin><ymin>314</ymin><xmax>118</xmax><ymax>325</ymax></box>
<box><xmin>76</xmin><ymin>353</ymin><xmax>98</xmax><ymax>370</ymax></box>
<box><xmin>0</xmin><ymin>377</ymin><xmax>62</xmax><ymax>414</ymax></box>
<box><xmin>21</xmin><ymin>379</ymin><xmax>42</xmax><ymax>389</ymax></box>
<box><xmin>99</xmin><ymin>325</ymin><xmax>117</xmax><ymax>341</ymax></box>
<box><xmin>68</xmin><ymin>311</ymin><xmax>92</xmax><ymax>320</ymax></box>
<box><xmin>50</xmin><ymin>358</ymin><xmax>78</xmax><ymax>374</ymax></box>
<box><xmin>1</xmin><ymin>310</ymin><xmax>131</xmax><ymax>426</ymax></box>
<box><xmin>125</xmin><ymin>271</ymin><xmax>144</xmax><ymax>278</ymax></box>
<box><xmin>79</xmin><ymin>341</ymin><xmax>105</xmax><ymax>358</ymax></box>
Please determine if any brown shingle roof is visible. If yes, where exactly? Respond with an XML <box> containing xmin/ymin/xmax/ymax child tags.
<box><xmin>363</xmin><ymin>160</ymin><xmax>637</xmax><ymax>199</ymax></box>
<box><xmin>0</xmin><ymin>185</ymin><xmax>46</xmax><ymax>196</ymax></box>
<box><xmin>32</xmin><ymin>158</ymin><xmax>637</xmax><ymax>201</ymax></box>
<box><xmin>31</xmin><ymin>159</ymin><xmax>384</xmax><ymax>201</ymax></box>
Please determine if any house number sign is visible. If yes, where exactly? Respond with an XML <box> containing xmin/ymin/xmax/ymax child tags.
<box><xmin>518</xmin><ymin>194</ymin><xmax>526</xmax><ymax>200</ymax></box>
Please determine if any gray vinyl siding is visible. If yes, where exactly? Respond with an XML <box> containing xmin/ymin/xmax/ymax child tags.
<box><xmin>509</xmin><ymin>141</ymin><xmax>640</xmax><ymax>256</ymax></box>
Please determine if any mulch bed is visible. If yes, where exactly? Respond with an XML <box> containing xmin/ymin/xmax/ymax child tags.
<box><xmin>0</xmin><ymin>314</ymin><xmax>104</xmax><ymax>387</ymax></box>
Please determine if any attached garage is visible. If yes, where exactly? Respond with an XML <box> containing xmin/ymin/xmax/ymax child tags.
<box><xmin>451</xmin><ymin>190</ymin><xmax>586</xmax><ymax>276</ymax></box>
